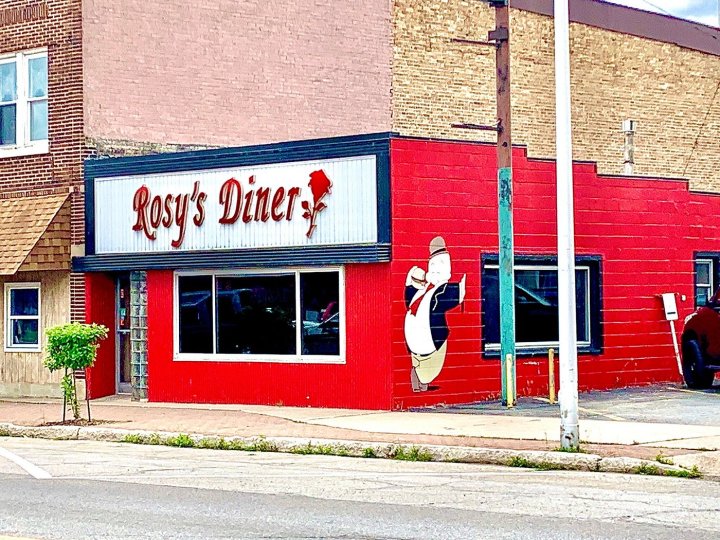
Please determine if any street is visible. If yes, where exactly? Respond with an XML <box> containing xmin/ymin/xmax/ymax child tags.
<box><xmin>1</xmin><ymin>438</ymin><xmax>719</xmax><ymax>540</ymax></box>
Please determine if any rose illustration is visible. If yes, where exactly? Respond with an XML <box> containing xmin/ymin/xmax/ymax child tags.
<box><xmin>301</xmin><ymin>169</ymin><xmax>332</xmax><ymax>238</ymax></box>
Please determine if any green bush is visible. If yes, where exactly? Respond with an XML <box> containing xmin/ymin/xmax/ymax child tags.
<box><xmin>44</xmin><ymin>322</ymin><xmax>108</xmax><ymax>420</ymax></box>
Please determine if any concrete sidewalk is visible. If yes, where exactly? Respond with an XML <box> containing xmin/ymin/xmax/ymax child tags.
<box><xmin>2</xmin><ymin>394</ymin><xmax>720</xmax><ymax>471</ymax></box>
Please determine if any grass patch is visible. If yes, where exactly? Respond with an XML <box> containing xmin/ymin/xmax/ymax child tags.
<box><xmin>633</xmin><ymin>463</ymin><xmax>701</xmax><ymax>479</ymax></box>
<box><xmin>363</xmin><ymin>447</ymin><xmax>378</xmax><ymax>459</ymax></box>
<box><xmin>0</xmin><ymin>427</ymin><xmax>10</xmax><ymax>437</ymax></box>
<box><xmin>554</xmin><ymin>446</ymin><xmax>586</xmax><ymax>454</ymax></box>
<box><xmin>166</xmin><ymin>433</ymin><xmax>195</xmax><ymax>448</ymax></box>
<box><xmin>121</xmin><ymin>433</ymin><xmax>163</xmax><ymax>445</ymax></box>
<box><xmin>290</xmin><ymin>442</ymin><xmax>336</xmax><ymax>456</ymax></box>
<box><xmin>389</xmin><ymin>445</ymin><xmax>433</xmax><ymax>462</ymax></box>
<box><xmin>507</xmin><ymin>456</ymin><xmax>564</xmax><ymax>471</ymax></box>
<box><xmin>655</xmin><ymin>453</ymin><xmax>674</xmax><ymax>466</ymax></box>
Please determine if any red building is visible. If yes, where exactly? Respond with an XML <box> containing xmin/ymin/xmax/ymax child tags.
<box><xmin>77</xmin><ymin>133</ymin><xmax>720</xmax><ymax>409</ymax></box>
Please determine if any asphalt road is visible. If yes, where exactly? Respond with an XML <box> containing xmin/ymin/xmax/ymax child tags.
<box><xmin>1</xmin><ymin>437</ymin><xmax>719</xmax><ymax>540</ymax></box>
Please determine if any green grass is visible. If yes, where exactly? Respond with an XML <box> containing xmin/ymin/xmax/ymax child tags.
<box><xmin>363</xmin><ymin>447</ymin><xmax>378</xmax><ymax>458</ymax></box>
<box><xmin>554</xmin><ymin>445</ymin><xmax>586</xmax><ymax>454</ymax></box>
<box><xmin>655</xmin><ymin>453</ymin><xmax>674</xmax><ymax>466</ymax></box>
<box><xmin>507</xmin><ymin>456</ymin><xmax>564</xmax><ymax>471</ymax></box>
<box><xmin>633</xmin><ymin>463</ymin><xmax>701</xmax><ymax>479</ymax></box>
<box><xmin>389</xmin><ymin>445</ymin><xmax>433</xmax><ymax>462</ymax></box>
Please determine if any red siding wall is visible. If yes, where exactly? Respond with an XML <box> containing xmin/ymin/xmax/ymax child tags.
<box><xmin>390</xmin><ymin>138</ymin><xmax>720</xmax><ymax>409</ymax></box>
<box><xmin>85</xmin><ymin>272</ymin><xmax>115</xmax><ymax>399</ymax></box>
<box><xmin>146</xmin><ymin>265</ymin><xmax>393</xmax><ymax>409</ymax></box>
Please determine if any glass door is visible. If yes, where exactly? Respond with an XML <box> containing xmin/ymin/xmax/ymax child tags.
<box><xmin>116</xmin><ymin>274</ymin><xmax>131</xmax><ymax>394</ymax></box>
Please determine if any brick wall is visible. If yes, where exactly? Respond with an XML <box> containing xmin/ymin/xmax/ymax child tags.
<box><xmin>393</xmin><ymin>1</ymin><xmax>720</xmax><ymax>191</ymax></box>
<box><xmin>391</xmin><ymin>138</ymin><xmax>720</xmax><ymax>408</ymax></box>
<box><xmin>82</xmin><ymin>0</ymin><xmax>393</xmax><ymax>148</ymax></box>
<box><xmin>0</xmin><ymin>0</ymin><xmax>84</xmax><ymax>318</ymax></box>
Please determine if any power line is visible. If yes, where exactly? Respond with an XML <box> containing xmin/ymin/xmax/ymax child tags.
<box><xmin>682</xmin><ymin>78</ymin><xmax>720</xmax><ymax>178</ymax></box>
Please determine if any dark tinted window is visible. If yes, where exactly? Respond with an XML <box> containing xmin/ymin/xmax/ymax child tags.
<box><xmin>301</xmin><ymin>272</ymin><xmax>340</xmax><ymax>355</ymax></box>
<box><xmin>178</xmin><ymin>275</ymin><xmax>213</xmax><ymax>354</ymax></box>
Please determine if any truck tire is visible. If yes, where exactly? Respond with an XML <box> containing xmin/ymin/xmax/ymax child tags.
<box><xmin>682</xmin><ymin>339</ymin><xmax>716</xmax><ymax>389</ymax></box>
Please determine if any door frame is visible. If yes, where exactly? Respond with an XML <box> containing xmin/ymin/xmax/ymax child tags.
<box><xmin>115</xmin><ymin>274</ymin><xmax>132</xmax><ymax>394</ymax></box>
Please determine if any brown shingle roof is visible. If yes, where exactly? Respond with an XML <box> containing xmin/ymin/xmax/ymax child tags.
<box><xmin>0</xmin><ymin>193</ymin><xmax>70</xmax><ymax>275</ymax></box>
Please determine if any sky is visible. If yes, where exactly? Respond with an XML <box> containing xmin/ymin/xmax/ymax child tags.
<box><xmin>605</xmin><ymin>0</ymin><xmax>719</xmax><ymax>27</ymax></box>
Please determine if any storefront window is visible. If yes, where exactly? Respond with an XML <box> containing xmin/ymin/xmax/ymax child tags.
<box><xmin>216</xmin><ymin>275</ymin><xmax>296</xmax><ymax>355</ymax></box>
<box><xmin>5</xmin><ymin>283</ymin><xmax>40</xmax><ymax>350</ymax></box>
<box><xmin>176</xmin><ymin>269</ymin><xmax>343</xmax><ymax>362</ymax></box>
<box><xmin>178</xmin><ymin>275</ymin><xmax>213</xmax><ymax>354</ymax></box>
<box><xmin>481</xmin><ymin>256</ymin><xmax>602</xmax><ymax>354</ymax></box>
<box><xmin>301</xmin><ymin>272</ymin><xmax>340</xmax><ymax>355</ymax></box>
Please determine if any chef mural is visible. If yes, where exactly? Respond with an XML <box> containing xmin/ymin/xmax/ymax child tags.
<box><xmin>403</xmin><ymin>236</ymin><xmax>466</xmax><ymax>392</ymax></box>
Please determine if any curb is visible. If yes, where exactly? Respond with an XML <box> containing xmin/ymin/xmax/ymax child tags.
<box><xmin>0</xmin><ymin>422</ymin><xmax>699</xmax><ymax>477</ymax></box>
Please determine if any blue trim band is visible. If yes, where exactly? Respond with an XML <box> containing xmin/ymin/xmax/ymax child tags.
<box><xmin>73</xmin><ymin>244</ymin><xmax>391</xmax><ymax>272</ymax></box>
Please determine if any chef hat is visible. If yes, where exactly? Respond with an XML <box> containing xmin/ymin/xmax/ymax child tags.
<box><xmin>429</xmin><ymin>236</ymin><xmax>448</xmax><ymax>258</ymax></box>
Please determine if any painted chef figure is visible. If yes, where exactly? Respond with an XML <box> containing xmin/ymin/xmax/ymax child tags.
<box><xmin>403</xmin><ymin>236</ymin><xmax>466</xmax><ymax>392</ymax></box>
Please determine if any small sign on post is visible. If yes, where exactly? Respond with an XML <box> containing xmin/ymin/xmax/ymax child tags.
<box><xmin>660</xmin><ymin>293</ymin><xmax>683</xmax><ymax>378</ymax></box>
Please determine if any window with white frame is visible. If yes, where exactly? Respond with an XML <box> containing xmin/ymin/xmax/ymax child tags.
<box><xmin>175</xmin><ymin>269</ymin><xmax>344</xmax><ymax>362</ymax></box>
<box><xmin>5</xmin><ymin>283</ymin><xmax>41</xmax><ymax>351</ymax></box>
<box><xmin>695</xmin><ymin>255</ymin><xmax>719</xmax><ymax>307</ymax></box>
<box><xmin>0</xmin><ymin>49</ymin><xmax>48</xmax><ymax>156</ymax></box>
<box><xmin>481</xmin><ymin>256</ymin><xmax>602</xmax><ymax>354</ymax></box>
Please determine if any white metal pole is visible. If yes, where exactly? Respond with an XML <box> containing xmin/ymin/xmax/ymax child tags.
<box><xmin>554</xmin><ymin>0</ymin><xmax>579</xmax><ymax>450</ymax></box>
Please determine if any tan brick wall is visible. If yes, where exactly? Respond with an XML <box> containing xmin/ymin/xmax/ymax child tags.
<box><xmin>393</xmin><ymin>1</ymin><xmax>720</xmax><ymax>191</ymax></box>
<box><xmin>82</xmin><ymin>0</ymin><xmax>393</xmax><ymax>147</ymax></box>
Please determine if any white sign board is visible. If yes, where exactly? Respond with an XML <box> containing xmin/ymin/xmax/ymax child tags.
<box><xmin>93</xmin><ymin>155</ymin><xmax>378</xmax><ymax>254</ymax></box>
<box><xmin>661</xmin><ymin>293</ymin><xmax>678</xmax><ymax>321</ymax></box>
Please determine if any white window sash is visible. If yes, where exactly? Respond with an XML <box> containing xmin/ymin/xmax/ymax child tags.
<box><xmin>173</xmin><ymin>267</ymin><xmax>345</xmax><ymax>364</ymax></box>
<box><xmin>0</xmin><ymin>49</ymin><xmax>48</xmax><ymax>157</ymax></box>
<box><xmin>4</xmin><ymin>282</ymin><xmax>41</xmax><ymax>352</ymax></box>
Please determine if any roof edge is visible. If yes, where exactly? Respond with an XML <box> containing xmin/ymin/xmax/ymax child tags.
<box><xmin>510</xmin><ymin>0</ymin><xmax>720</xmax><ymax>57</ymax></box>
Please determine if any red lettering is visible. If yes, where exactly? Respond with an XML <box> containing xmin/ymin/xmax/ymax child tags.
<box><xmin>161</xmin><ymin>194</ymin><xmax>173</xmax><ymax>227</ymax></box>
<box><xmin>242</xmin><ymin>189</ymin><xmax>253</xmax><ymax>223</ymax></box>
<box><xmin>194</xmin><ymin>192</ymin><xmax>206</xmax><ymax>226</ymax></box>
<box><xmin>286</xmin><ymin>187</ymin><xmax>301</xmax><ymax>221</ymax></box>
<box><xmin>132</xmin><ymin>185</ymin><xmax>156</xmax><ymax>240</ymax></box>
<box><xmin>172</xmin><ymin>194</ymin><xmax>189</xmax><ymax>249</ymax></box>
<box><xmin>149</xmin><ymin>196</ymin><xmax>162</xmax><ymax>229</ymax></box>
<box><xmin>271</xmin><ymin>187</ymin><xmax>286</xmax><ymax>221</ymax></box>
<box><xmin>219</xmin><ymin>178</ymin><xmax>242</xmax><ymax>224</ymax></box>
<box><xmin>254</xmin><ymin>187</ymin><xmax>270</xmax><ymax>222</ymax></box>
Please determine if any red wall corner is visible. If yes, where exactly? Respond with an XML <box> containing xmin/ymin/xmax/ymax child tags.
<box><xmin>85</xmin><ymin>273</ymin><xmax>116</xmax><ymax>400</ymax></box>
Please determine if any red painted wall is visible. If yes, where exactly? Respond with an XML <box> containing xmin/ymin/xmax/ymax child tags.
<box><xmin>85</xmin><ymin>272</ymin><xmax>116</xmax><ymax>399</ymax></box>
<box><xmin>390</xmin><ymin>138</ymin><xmax>720</xmax><ymax>409</ymax></box>
<box><xmin>146</xmin><ymin>265</ymin><xmax>393</xmax><ymax>409</ymax></box>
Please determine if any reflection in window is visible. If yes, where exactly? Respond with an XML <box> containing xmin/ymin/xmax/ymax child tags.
<box><xmin>176</xmin><ymin>270</ymin><xmax>342</xmax><ymax>359</ymax></box>
<box><xmin>0</xmin><ymin>51</ymin><xmax>47</xmax><ymax>147</ymax></box>
<box><xmin>483</xmin><ymin>264</ymin><xmax>593</xmax><ymax>348</ymax></box>
<box><xmin>216</xmin><ymin>275</ymin><xmax>296</xmax><ymax>355</ymax></box>
<box><xmin>695</xmin><ymin>258</ymin><xmax>715</xmax><ymax>307</ymax></box>
<box><xmin>301</xmin><ymin>272</ymin><xmax>340</xmax><ymax>355</ymax></box>
<box><xmin>5</xmin><ymin>284</ymin><xmax>40</xmax><ymax>349</ymax></box>
<box><xmin>178</xmin><ymin>275</ymin><xmax>213</xmax><ymax>354</ymax></box>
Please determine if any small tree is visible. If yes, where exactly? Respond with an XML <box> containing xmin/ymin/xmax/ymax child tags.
<box><xmin>44</xmin><ymin>322</ymin><xmax>108</xmax><ymax>421</ymax></box>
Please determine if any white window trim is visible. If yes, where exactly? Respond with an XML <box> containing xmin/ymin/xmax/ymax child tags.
<box><xmin>173</xmin><ymin>267</ymin><xmax>346</xmax><ymax>364</ymax></box>
<box><xmin>484</xmin><ymin>264</ymin><xmax>592</xmax><ymax>350</ymax></box>
<box><xmin>4</xmin><ymin>282</ymin><xmax>42</xmax><ymax>353</ymax></box>
<box><xmin>0</xmin><ymin>48</ymin><xmax>49</xmax><ymax>159</ymax></box>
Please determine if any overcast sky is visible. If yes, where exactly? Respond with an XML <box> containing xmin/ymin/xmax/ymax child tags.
<box><xmin>605</xmin><ymin>0</ymin><xmax>718</xmax><ymax>27</ymax></box>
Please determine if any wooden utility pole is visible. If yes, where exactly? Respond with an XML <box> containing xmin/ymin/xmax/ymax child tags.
<box><xmin>453</xmin><ymin>0</ymin><xmax>515</xmax><ymax>406</ymax></box>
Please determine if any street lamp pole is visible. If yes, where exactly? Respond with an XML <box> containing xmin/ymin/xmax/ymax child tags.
<box><xmin>554</xmin><ymin>0</ymin><xmax>580</xmax><ymax>449</ymax></box>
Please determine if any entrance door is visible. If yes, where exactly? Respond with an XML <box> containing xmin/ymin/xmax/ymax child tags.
<box><xmin>116</xmin><ymin>274</ymin><xmax>132</xmax><ymax>394</ymax></box>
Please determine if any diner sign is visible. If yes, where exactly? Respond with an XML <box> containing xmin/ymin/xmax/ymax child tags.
<box><xmin>93</xmin><ymin>155</ymin><xmax>378</xmax><ymax>254</ymax></box>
